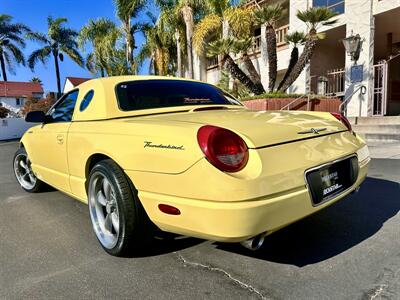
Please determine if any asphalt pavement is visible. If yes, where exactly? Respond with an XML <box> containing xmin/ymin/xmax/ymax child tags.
<box><xmin>0</xmin><ymin>141</ymin><xmax>399</xmax><ymax>300</ymax></box>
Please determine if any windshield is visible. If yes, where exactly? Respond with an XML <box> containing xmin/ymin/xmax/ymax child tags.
<box><xmin>115</xmin><ymin>80</ymin><xmax>241</xmax><ymax>111</ymax></box>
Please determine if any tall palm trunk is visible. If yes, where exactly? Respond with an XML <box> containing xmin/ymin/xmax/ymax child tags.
<box><xmin>266</xmin><ymin>25</ymin><xmax>278</xmax><ymax>92</ymax></box>
<box><xmin>175</xmin><ymin>29</ymin><xmax>182</xmax><ymax>77</ymax></box>
<box><xmin>242</xmin><ymin>53</ymin><xmax>265</xmax><ymax>93</ymax></box>
<box><xmin>223</xmin><ymin>55</ymin><xmax>264</xmax><ymax>95</ymax></box>
<box><xmin>53</xmin><ymin>49</ymin><xmax>61</xmax><ymax>97</ymax></box>
<box><xmin>277</xmin><ymin>46</ymin><xmax>299</xmax><ymax>91</ymax></box>
<box><xmin>181</xmin><ymin>5</ymin><xmax>194</xmax><ymax>79</ymax></box>
<box><xmin>279</xmin><ymin>35</ymin><xmax>317</xmax><ymax>92</ymax></box>
<box><xmin>0</xmin><ymin>50</ymin><xmax>8</xmax><ymax>81</ymax></box>
<box><xmin>125</xmin><ymin>18</ymin><xmax>135</xmax><ymax>73</ymax></box>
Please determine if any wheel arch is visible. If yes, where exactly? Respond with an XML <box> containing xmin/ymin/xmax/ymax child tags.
<box><xmin>84</xmin><ymin>153</ymin><xmax>130</xmax><ymax>193</ymax></box>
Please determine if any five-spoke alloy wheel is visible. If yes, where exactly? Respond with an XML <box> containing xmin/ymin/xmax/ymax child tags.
<box><xmin>13</xmin><ymin>148</ymin><xmax>45</xmax><ymax>193</ymax></box>
<box><xmin>88</xmin><ymin>159</ymin><xmax>153</xmax><ymax>256</ymax></box>
<box><xmin>89</xmin><ymin>172</ymin><xmax>120</xmax><ymax>249</ymax></box>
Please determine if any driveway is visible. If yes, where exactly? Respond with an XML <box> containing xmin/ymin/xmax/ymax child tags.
<box><xmin>1</xmin><ymin>141</ymin><xmax>400</xmax><ymax>299</ymax></box>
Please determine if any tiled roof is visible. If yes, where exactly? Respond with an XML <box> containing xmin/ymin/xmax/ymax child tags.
<box><xmin>0</xmin><ymin>81</ymin><xmax>44</xmax><ymax>98</ymax></box>
<box><xmin>66</xmin><ymin>77</ymin><xmax>90</xmax><ymax>87</ymax></box>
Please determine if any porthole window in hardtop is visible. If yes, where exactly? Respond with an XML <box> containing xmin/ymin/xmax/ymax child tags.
<box><xmin>80</xmin><ymin>90</ymin><xmax>94</xmax><ymax>112</ymax></box>
<box><xmin>115</xmin><ymin>80</ymin><xmax>242</xmax><ymax>111</ymax></box>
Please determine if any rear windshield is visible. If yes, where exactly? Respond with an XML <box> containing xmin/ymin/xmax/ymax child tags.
<box><xmin>115</xmin><ymin>80</ymin><xmax>241</xmax><ymax>111</ymax></box>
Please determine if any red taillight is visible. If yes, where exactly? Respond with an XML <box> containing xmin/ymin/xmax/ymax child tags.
<box><xmin>158</xmin><ymin>204</ymin><xmax>181</xmax><ymax>215</ymax></box>
<box><xmin>331</xmin><ymin>112</ymin><xmax>352</xmax><ymax>132</ymax></box>
<box><xmin>197</xmin><ymin>125</ymin><xmax>249</xmax><ymax>172</ymax></box>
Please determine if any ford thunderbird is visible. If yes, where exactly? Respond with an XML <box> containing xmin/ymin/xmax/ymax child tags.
<box><xmin>14</xmin><ymin>76</ymin><xmax>370</xmax><ymax>256</ymax></box>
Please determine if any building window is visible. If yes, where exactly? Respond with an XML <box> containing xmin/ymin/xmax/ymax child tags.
<box><xmin>16</xmin><ymin>98</ymin><xmax>23</xmax><ymax>106</ymax></box>
<box><xmin>313</xmin><ymin>0</ymin><xmax>345</xmax><ymax>14</ymax></box>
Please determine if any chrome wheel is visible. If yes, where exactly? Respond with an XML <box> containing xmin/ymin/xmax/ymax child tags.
<box><xmin>88</xmin><ymin>172</ymin><xmax>120</xmax><ymax>249</ymax></box>
<box><xmin>14</xmin><ymin>153</ymin><xmax>37</xmax><ymax>190</ymax></box>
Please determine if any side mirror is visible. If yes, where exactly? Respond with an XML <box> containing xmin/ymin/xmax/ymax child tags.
<box><xmin>25</xmin><ymin>111</ymin><xmax>46</xmax><ymax>123</ymax></box>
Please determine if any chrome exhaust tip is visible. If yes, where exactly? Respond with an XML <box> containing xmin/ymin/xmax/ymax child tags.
<box><xmin>240</xmin><ymin>232</ymin><xmax>268</xmax><ymax>251</ymax></box>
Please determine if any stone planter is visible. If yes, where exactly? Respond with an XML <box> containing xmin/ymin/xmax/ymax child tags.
<box><xmin>243</xmin><ymin>97</ymin><xmax>342</xmax><ymax>113</ymax></box>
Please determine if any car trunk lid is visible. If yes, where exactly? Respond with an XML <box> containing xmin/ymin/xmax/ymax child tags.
<box><xmin>140</xmin><ymin>108</ymin><xmax>347</xmax><ymax>148</ymax></box>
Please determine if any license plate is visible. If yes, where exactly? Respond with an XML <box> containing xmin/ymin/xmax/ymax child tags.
<box><xmin>306</xmin><ymin>156</ymin><xmax>359</xmax><ymax>206</ymax></box>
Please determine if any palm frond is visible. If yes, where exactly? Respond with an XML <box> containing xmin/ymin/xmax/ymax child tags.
<box><xmin>25</xmin><ymin>32</ymin><xmax>49</xmax><ymax>44</ymax></box>
<box><xmin>296</xmin><ymin>7</ymin><xmax>338</xmax><ymax>31</ymax></box>
<box><xmin>0</xmin><ymin>14</ymin><xmax>13</xmax><ymax>23</ymax></box>
<box><xmin>5</xmin><ymin>43</ymin><xmax>25</xmax><ymax>65</ymax></box>
<box><xmin>254</xmin><ymin>3</ymin><xmax>284</xmax><ymax>27</ymax></box>
<box><xmin>27</xmin><ymin>46</ymin><xmax>52</xmax><ymax>70</ymax></box>
<box><xmin>60</xmin><ymin>46</ymin><xmax>84</xmax><ymax>67</ymax></box>
<box><xmin>205</xmin><ymin>37</ymin><xmax>235</xmax><ymax>57</ymax></box>
<box><xmin>193</xmin><ymin>14</ymin><xmax>222</xmax><ymax>53</ymax></box>
<box><xmin>284</xmin><ymin>31</ymin><xmax>306</xmax><ymax>45</ymax></box>
<box><xmin>3</xmin><ymin>51</ymin><xmax>15</xmax><ymax>75</ymax></box>
<box><xmin>9</xmin><ymin>33</ymin><xmax>25</xmax><ymax>46</ymax></box>
<box><xmin>224</xmin><ymin>6</ymin><xmax>254</xmax><ymax>39</ymax></box>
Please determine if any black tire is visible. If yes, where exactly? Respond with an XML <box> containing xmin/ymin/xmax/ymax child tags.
<box><xmin>88</xmin><ymin>159</ymin><xmax>155</xmax><ymax>257</ymax></box>
<box><xmin>13</xmin><ymin>148</ymin><xmax>46</xmax><ymax>193</ymax></box>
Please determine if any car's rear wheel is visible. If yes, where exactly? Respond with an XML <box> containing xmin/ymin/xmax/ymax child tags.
<box><xmin>13</xmin><ymin>148</ymin><xmax>45</xmax><ymax>193</ymax></box>
<box><xmin>88</xmin><ymin>159</ymin><xmax>153</xmax><ymax>256</ymax></box>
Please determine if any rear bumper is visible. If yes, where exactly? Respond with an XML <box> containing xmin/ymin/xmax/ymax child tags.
<box><xmin>135</xmin><ymin>156</ymin><xmax>370</xmax><ymax>242</ymax></box>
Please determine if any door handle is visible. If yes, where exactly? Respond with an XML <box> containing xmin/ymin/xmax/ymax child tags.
<box><xmin>56</xmin><ymin>134</ymin><xmax>64</xmax><ymax>144</ymax></box>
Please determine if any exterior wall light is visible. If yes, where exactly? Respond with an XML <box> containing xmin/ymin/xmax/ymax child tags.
<box><xmin>342</xmin><ymin>33</ymin><xmax>363</xmax><ymax>64</ymax></box>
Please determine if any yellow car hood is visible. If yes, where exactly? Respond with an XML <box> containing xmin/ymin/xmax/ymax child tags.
<box><xmin>140</xmin><ymin>108</ymin><xmax>347</xmax><ymax>148</ymax></box>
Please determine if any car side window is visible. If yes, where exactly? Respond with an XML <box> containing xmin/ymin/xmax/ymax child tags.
<box><xmin>49</xmin><ymin>90</ymin><xmax>79</xmax><ymax>122</ymax></box>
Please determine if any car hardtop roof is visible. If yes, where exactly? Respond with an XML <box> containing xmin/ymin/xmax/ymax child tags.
<box><xmin>77</xmin><ymin>75</ymin><xmax>203</xmax><ymax>89</ymax></box>
<box><xmin>72</xmin><ymin>75</ymin><xmax>218</xmax><ymax>122</ymax></box>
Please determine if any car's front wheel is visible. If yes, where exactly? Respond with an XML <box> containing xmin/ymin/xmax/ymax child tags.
<box><xmin>88</xmin><ymin>159</ymin><xmax>154</xmax><ymax>256</ymax></box>
<box><xmin>13</xmin><ymin>148</ymin><xmax>45</xmax><ymax>193</ymax></box>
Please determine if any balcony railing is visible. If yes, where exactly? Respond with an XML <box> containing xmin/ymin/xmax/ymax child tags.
<box><xmin>326</xmin><ymin>68</ymin><xmax>345</xmax><ymax>96</ymax></box>
<box><xmin>251</xmin><ymin>24</ymin><xmax>289</xmax><ymax>53</ymax></box>
<box><xmin>252</xmin><ymin>35</ymin><xmax>261</xmax><ymax>52</ymax></box>
<box><xmin>276</xmin><ymin>24</ymin><xmax>289</xmax><ymax>47</ymax></box>
<box><xmin>206</xmin><ymin>56</ymin><xmax>219</xmax><ymax>70</ymax></box>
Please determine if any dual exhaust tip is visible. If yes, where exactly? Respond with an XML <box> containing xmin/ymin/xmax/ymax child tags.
<box><xmin>240</xmin><ymin>232</ymin><xmax>268</xmax><ymax>251</ymax></box>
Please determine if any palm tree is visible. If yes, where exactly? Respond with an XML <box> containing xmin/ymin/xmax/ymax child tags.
<box><xmin>232</xmin><ymin>38</ymin><xmax>264</xmax><ymax>93</ymax></box>
<box><xmin>27</xmin><ymin>17</ymin><xmax>84</xmax><ymax>96</ymax></box>
<box><xmin>138</xmin><ymin>12</ymin><xmax>176</xmax><ymax>76</ymax></box>
<box><xmin>157</xmin><ymin>1</ymin><xmax>187</xmax><ymax>77</ymax></box>
<box><xmin>207</xmin><ymin>38</ymin><xmax>264</xmax><ymax>95</ymax></box>
<box><xmin>78</xmin><ymin>18</ymin><xmax>120</xmax><ymax>77</ymax></box>
<box><xmin>156</xmin><ymin>0</ymin><xmax>206</xmax><ymax>79</ymax></box>
<box><xmin>0</xmin><ymin>14</ymin><xmax>29</xmax><ymax>81</ymax></box>
<box><xmin>194</xmin><ymin>1</ymin><xmax>261</xmax><ymax>92</ymax></box>
<box><xmin>277</xmin><ymin>31</ymin><xmax>306</xmax><ymax>91</ymax></box>
<box><xmin>113</xmin><ymin>0</ymin><xmax>146</xmax><ymax>73</ymax></box>
<box><xmin>279</xmin><ymin>7</ymin><xmax>337</xmax><ymax>92</ymax></box>
<box><xmin>254</xmin><ymin>4</ymin><xmax>284</xmax><ymax>92</ymax></box>
<box><xmin>30</xmin><ymin>77</ymin><xmax>42</xmax><ymax>84</ymax></box>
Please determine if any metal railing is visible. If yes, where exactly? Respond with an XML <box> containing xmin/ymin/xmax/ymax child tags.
<box><xmin>326</xmin><ymin>68</ymin><xmax>345</xmax><ymax>96</ymax></box>
<box><xmin>280</xmin><ymin>94</ymin><xmax>309</xmax><ymax>111</ymax></box>
<box><xmin>339</xmin><ymin>85</ymin><xmax>367</xmax><ymax>116</ymax></box>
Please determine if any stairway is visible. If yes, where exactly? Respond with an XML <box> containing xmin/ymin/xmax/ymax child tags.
<box><xmin>348</xmin><ymin>116</ymin><xmax>400</xmax><ymax>143</ymax></box>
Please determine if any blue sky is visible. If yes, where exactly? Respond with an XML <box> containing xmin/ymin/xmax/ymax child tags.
<box><xmin>2</xmin><ymin>0</ymin><xmax>151</xmax><ymax>92</ymax></box>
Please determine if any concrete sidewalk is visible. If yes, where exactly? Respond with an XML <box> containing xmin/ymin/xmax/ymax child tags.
<box><xmin>367</xmin><ymin>142</ymin><xmax>400</xmax><ymax>159</ymax></box>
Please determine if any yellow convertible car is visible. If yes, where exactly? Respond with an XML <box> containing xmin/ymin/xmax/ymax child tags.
<box><xmin>14</xmin><ymin>76</ymin><xmax>370</xmax><ymax>256</ymax></box>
